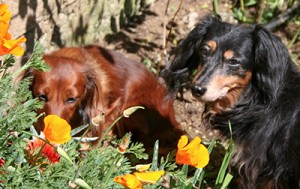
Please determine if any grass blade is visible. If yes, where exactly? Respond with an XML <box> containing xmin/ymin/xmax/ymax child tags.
<box><xmin>215</xmin><ymin>121</ymin><xmax>234</xmax><ymax>186</ymax></box>
<box><xmin>191</xmin><ymin>168</ymin><xmax>203</xmax><ymax>187</ymax></box>
<box><xmin>220</xmin><ymin>173</ymin><xmax>233</xmax><ymax>189</ymax></box>
<box><xmin>71</xmin><ymin>124</ymin><xmax>89</xmax><ymax>136</ymax></box>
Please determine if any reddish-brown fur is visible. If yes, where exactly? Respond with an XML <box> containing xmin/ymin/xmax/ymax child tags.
<box><xmin>25</xmin><ymin>45</ymin><xmax>183</xmax><ymax>152</ymax></box>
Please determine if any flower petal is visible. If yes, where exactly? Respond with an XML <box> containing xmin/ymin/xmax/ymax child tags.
<box><xmin>133</xmin><ymin>170</ymin><xmax>165</xmax><ymax>184</ymax></box>
<box><xmin>43</xmin><ymin>115</ymin><xmax>71</xmax><ymax>144</ymax></box>
<box><xmin>177</xmin><ymin>135</ymin><xmax>188</xmax><ymax>149</ymax></box>
<box><xmin>0</xmin><ymin>22</ymin><xmax>9</xmax><ymax>39</ymax></box>
<box><xmin>0</xmin><ymin>4</ymin><xmax>26</xmax><ymax>56</ymax></box>
<box><xmin>194</xmin><ymin>144</ymin><xmax>209</xmax><ymax>168</ymax></box>
<box><xmin>135</xmin><ymin>163</ymin><xmax>151</xmax><ymax>172</ymax></box>
<box><xmin>2</xmin><ymin>36</ymin><xmax>26</xmax><ymax>56</ymax></box>
<box><xmin>0</xmin><ymin>4</ymin><xmax>11</xmax><ymax>24</ymax></box>
<box><xmin>26</xmin><ymin>138</ymin><xmax>60</xmax><ymax>164</ymax></box>
<box><xmin>181</xmin><ymin>136</ymin><xmax>201</xmax><ymax>151</ymax></box>
<box><xmin>114</xmin><ymin>174</ymin><xmax>142</xmax><ymax>189</ymax></box>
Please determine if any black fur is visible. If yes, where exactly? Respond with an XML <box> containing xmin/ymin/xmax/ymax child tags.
<box><xmin>161</xmin><ymin>15</ymin><xmax>300</xmax><ymax>189</ymax></box>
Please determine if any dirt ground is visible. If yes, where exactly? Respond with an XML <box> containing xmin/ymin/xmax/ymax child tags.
<box><xmin>102</xmin><ymin>0</ymin><xmax>300</xmax><ymax>144</ymax></box>
<box><xmin>103</xmin><ymin>0</ymin><xmax>227</xmax><ymax>141</ymax></box>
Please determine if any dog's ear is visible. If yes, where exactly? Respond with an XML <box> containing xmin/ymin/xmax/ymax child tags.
<box><xmin>81</xmin><ymin>73</ymin><xmax>106</xmax><ymax>125</ymax></box>
<box><xmin>252</xmin><ymin>25</ymin><xmax>293</xmax><ymax>102</ymax></box>
<box><xmin>161</xmin><ymin>15</ymin><xmax>219</xmax><ymax>93</ymax></box>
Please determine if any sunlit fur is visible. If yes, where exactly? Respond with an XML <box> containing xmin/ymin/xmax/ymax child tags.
<box><xmin>162</xmin><ymin>15</ymin><xmax>300</xmax><ymax>189</ymax></box>
<box><xmin>24</xmin><ymin>45</ymin><xmax>183</xmax><ymax>154</ymax></box>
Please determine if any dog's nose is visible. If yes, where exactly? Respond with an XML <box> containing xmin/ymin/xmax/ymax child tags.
<box><xmin>191</xmin><ymin>85</ymin><xmax>207</xmax><ymax>97</ymax></box>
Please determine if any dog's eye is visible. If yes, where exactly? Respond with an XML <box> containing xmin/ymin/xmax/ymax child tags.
<box><xmin>200</xmin><ymin>47</ymin><xmax>209</xmax><ymax>58</ymax></box>
<box><xmin>228</xmin><ymin>59</ymin><xmax>240</xmax><ymax>66</ymax></box>
<box><xmin>66</xmin><ymin>97</ymin><xmax>77</xmax><ymax>104</ymax></box>
<box><xmin>37</xmin><ymin>94</ymin><xmax>47</xmax><ymax>102</ymax></box>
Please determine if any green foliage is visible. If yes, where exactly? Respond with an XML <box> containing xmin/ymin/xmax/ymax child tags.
<box><xmin>143</xmin><ymin>58</ymin><xmax>158</xmax><ymax>74</ymax></box>
<box><xmin>21</xmin><ymin>42</ymin><xmax>50</xmax><ymax>72</ymax></box>
<box><xmin>232</xmin><ymin>0</ymin><xmax>292</xmax><ymax>24</ymax></box>
<box><xmin>0</xmin><ymin>45</ymin><xmax>44</xmax><ymax>162</ymax></box>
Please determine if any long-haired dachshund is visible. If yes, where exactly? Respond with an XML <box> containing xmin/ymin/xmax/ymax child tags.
<box><xmin>162</xmin><ymin>15</ymin><xmax>300</xmax><ymax>188</ymax></box>
<box><xmin>24</xmin><ymin>45</ymin><xmax>183</xmax><ymax>153</ymax></box>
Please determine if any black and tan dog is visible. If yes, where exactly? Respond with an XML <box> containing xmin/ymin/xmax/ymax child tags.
<box><xmin>162</xmin><ymin>15</ymin><xmax>300</xmax><ymax>189</ymax></box>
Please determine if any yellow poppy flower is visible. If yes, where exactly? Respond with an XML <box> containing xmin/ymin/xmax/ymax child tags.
<box><xmin>0</xmin><ymin>4</ymin><xmax>26</xmax><ymax>56</ymax></box>
<box><xmin>176</xmin><ymin>135</ymin><xmax>209</xmax><ymax>168</ymax></box>
<box><xmin>114</xmin><ymin>170</ymin><xmax>165</xmax><ymax>188</ymax></box>
<box><xmin>135</xmin><ymin>163</ymin><xmax>151</xmax><ymax>172</ymax></box>
<box><xmin>133</xmin><ymin>170</ymin><xmax>165</xmax><ymax>184</ymax></box>
<box><xmin>113</xmin><ymin>174</ymin><xmax>142</xmax><ymax>189</ymax></box>
<box><xmin>43</xmin><ymin>115</ymin><xmax>71</xmax><ymax>144</ymax></box>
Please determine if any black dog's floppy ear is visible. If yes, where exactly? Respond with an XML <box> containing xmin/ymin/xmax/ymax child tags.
<box><xmin>161</xmin><ymin>15</ymin><xmax>220</xmax><ymax>93</ymax></box>
<box><xmin>252</xmin><ymin>25</ymin><xmax>293</xmax><ymax>102</ymax></box>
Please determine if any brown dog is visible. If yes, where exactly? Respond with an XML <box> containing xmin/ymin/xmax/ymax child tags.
<box><xmin>25</xmin><ymin>45</ymin><xmax>183</xmax><ymax>153</ymax></box>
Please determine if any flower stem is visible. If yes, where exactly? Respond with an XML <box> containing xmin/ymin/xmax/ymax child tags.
<box><xmin>74</xmin><ymin>124</ymin><xmax>93</xmax><ymax>150</ymax></box>
<box><xmin>96</xmin><ymin>115</ymin><xmax>124</xmax><ymax>148</ymax></box>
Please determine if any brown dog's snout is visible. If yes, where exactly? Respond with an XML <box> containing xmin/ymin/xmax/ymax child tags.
<box><xmin>191</xmin><ymin>85</ymin><xmax>207</xmax><ymax>97</ymax></box>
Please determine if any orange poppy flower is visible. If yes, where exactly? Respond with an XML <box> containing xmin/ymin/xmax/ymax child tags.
<box><xmin>114</xmin><ymin>174</ymin><xmax>143</xmax><ymax>189</ymax></box>
<box><xmin>0</xmin><ymin>4</ymin><xmax>11</xmax><ymax>25</ymax></box>
<box><xmin>43</xmin><ymin>115</ymin><xmax>71</xmax><ymax>145</ymax></box>
<box><xmin>176</xmin><ymin>135</ymin><xmax>209</xmax><ymax>168</ymax></box>
<box><xmin>114</xmin><ymin>170</ymin><xmax>165</xmax><ymax>188</ymax></box>
<box><xmin>26</xmin><ymin>137</ymin><xmax>60</xmax><ymax>165</ymax></box>
<box><xmin>0</xmin><ymin>4</ymin><xmax>26</xmax><ymax>56</ymax></box>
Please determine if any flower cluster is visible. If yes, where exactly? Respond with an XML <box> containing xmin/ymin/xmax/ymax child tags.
<box><xmin>114</xmin><ymin>135</ymin><xmax>210</xmax><ymax>188</ymax></box>
<box><xmin>26</xmin><ymin>114</ymin><xmax>210</xmax><ymax>188</ymax></box>
<box><xmin>0</xmin><ymin>4</ymin><xmax>26</xmax><ymax>56</ymax></box>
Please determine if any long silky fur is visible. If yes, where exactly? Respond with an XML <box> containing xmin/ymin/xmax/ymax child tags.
<box><xmin>162</xmin><ymin>15</ymin><xmax>300</xmax><ymax>189</ymax></box>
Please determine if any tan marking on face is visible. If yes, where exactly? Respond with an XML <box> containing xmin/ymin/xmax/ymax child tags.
<box><xmin>205</xmin><ymin>71</ymin><xmax>252</xmax><ymax>113</ymax></box>
<box><xmin>224</xmin><ymin>50</ymin><xmax>235</xmax><ymax>59</ymax></box>
<box><xmin>207</xmin><ymin>40</ymin><xmax>217</xmax><ymax>51</ymax></box>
